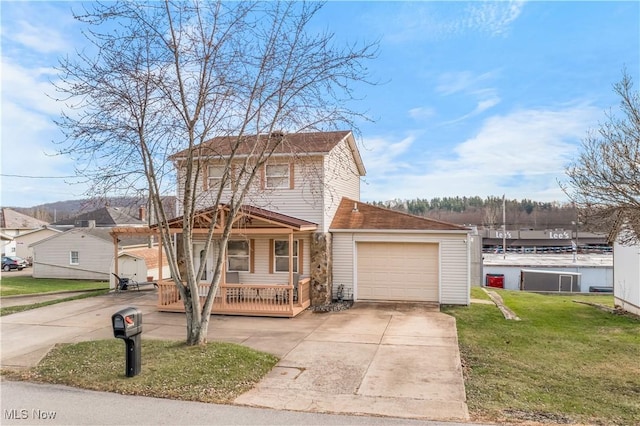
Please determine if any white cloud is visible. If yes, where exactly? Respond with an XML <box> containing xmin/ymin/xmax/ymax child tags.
<box><xmin>463</xmin><ymin>1</ymin><xmax>526</xmax><ymax>37</ymax></box>
<box><xmin>361</xmin><ymin>104</ymin><xmax>601</xmax><ymax>202</ymax></box>
<box><xmin>381</xmin><ymin>1</ymin><xmax>526</xmax><ymax>43</ymax></box>
<box><xmin>360</xmin><ymin>134</ymin><xmax>415</xmax><ymax>177</ymax></box>
<box><xmin>9</xmin><ymin>20</ymin><xmax>72</xmax><ymax>54</ymax></box>
<box><xmin>408</xmin><ymin>107</ymin><xmax>436</xmax><ymax>120</ymax></box>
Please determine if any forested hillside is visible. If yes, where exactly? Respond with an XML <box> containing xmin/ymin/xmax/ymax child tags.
<box><xmin>10</xmin><ymin>196</ymin><xmax>176</xmax><ymax>224</ymax></box>
<box><xmin>370</xmin><ymin>196</ymin><xmax>583</xmax><ymax>230</ymax></box>
<box><xmin>9</xmin><ymin>195</ymin><xmax>593</xmax><ymax>231</ymax></box>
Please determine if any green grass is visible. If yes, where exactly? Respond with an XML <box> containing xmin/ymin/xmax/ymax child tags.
<box><xmin>0</xmin><ymin>276</ymin><xmax>108</xmax><ymax>296</ymax></box>
<box><xmin>0</xmin><ymin>290</ymin><xmax>109</xmax><ymax>316</ymax></box>
<box><xmin>2</xmin><ymin>339</ymin><xmax>278</xmax><ymax>403</ymax></box>
<box><xmin>443</xmin><ymin>290</ymin><xmax>640</xmax><ymax>425</ymax></box>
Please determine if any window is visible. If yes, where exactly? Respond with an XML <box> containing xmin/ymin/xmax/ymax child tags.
<box><xmin>227</xmin><ymin>240</ymin><xmax>250</xmax><ymax>272</ymax></box>
<box><xmin>70</xmin><ymin>251</ymin><xmax>79</xmax><ymax>265</ymax></box>
<box><xmin>274</xmin><ymin>240</ymin><xmax>298</xmax><ymax>272</ymax></box>
<box><xmin>208</xmin><ymin>165</ymin><xmax>228</xmax><ymax>190</ymax></box>
<box><xmin>265</xmin><ymin>164</ymin><xmax>290</xmax><ymax>189</ymax></box>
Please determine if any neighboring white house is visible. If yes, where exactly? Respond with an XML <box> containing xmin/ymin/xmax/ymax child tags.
<box><xmin>31</xmin><ymin>207</ymin><xmax>158</xmax><ymax>281</ymax></box>
<box><xmin>31</xmin><ymin>227</ymin><xmax>115</xmax><ymax>280</ymax></box>
<box><xmin>167</xmin><ymin>130</ymin><xmax>472</xmax><ymax>306</ymax></box>
<box><xmin>613</xmin><ymin>241</ymin><xmax>640</xmax><ymax>316</ymax></box>
<box><xmin>13</xmin><ymin>226</ymin><xmax>63</xmax><ymax>261</ymax></box>
<box><xmin>0</xmin><ymin>208</ymin><xmax>49</xmax><ymax>256</ymax></box>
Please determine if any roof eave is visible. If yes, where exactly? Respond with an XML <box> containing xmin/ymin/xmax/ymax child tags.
<box><xmin>329</xmin><ymin>228</ymin><xmax>470</xmax><ymax>234</ymax></box>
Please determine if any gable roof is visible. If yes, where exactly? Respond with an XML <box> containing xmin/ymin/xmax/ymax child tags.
<box><xmin>53</xmin><ymin>207</ymin><xmax>144</xmax><ymax>227</ymax></box>
<box><xmin>0</xmin><ymin>208</ymin><xmax>48</xmax><ymax>230</ymax></box>
<box><xmin>170</xmin><ymin>130</ymin><xmax>366</xmax><ymax>176</ymax></box>
<box><xmin>158</xmin><ymin>204</ymin><xmax>318</xmax><ymax>232</ymax></box>
<box><xmin>330</xmin><ymin>198</ymin><xmax>469</xmax><ymax>232</ymax></box>
<box><xmin>31</xmin><ymin>227</ymin><xmax>116</xmax><ymax>248</ymax></box>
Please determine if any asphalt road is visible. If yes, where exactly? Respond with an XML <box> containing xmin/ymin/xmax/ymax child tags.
<box><xmin>1</xmin><ymin>381</ymin><xmax>479</xmax><ymax>426</ymax></box>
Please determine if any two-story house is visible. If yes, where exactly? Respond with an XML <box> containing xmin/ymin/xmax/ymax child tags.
<box><xmin>140</xmin><ymin>130</ymin><xmax>471</xmax><ymax>317</ymax></box>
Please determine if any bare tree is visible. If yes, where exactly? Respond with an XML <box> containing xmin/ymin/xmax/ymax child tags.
<box><xmin>54</xmin><ymin>1</ymin><xmax>376</xmax><ymax>345</ymax></box>
<box><xmin>563</xmin><ymin>71</ymin><xmax>640</xmax><ymax>244</ymax></box>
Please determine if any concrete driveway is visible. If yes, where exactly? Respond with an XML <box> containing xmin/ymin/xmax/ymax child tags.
<box><xmin>1</xmin><ymin>292</ymin><xmax>468</xmax><ymax>422</ymax></box>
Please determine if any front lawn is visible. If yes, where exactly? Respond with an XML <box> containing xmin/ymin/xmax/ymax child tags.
<box><xmin>2</xmin><ymin>339</ymin><xmax>278</xmax><ymax>404</ymax></box>
<box><xmin>0</xmin><ymin>276</ymin><xmax>108</xmax><ymax>296</ymax></box>
<box><xmin>443</xmin><ymin>290</ymin><xmax>640</xmax><ymax>425</ymax></box>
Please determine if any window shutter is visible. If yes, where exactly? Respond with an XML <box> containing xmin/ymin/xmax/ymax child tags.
<box><xmin>203</xmin><ymin>165</ymin><xmax>209</xmax><ymax>191</ymax></box>
<box><xmin>268</xmin><ymin>239</ymin><xmax>274</xmax><ymax>274</ymax></box>
<box><xmin>250</xmin><ymin>239</ymin><xmax>255</xmax><ymax>273</ymax></box>
<box><xmin>299</xmin><ymin>238</ymin><xmax>304</xmax><ymax>274</ymax></box>
<box><xmin>260</xmin><ymin>166</ymin><xmax>266</xmax><ymax>190</ymax></box>
<box><xmin>289</xmin><ymin>163</ymin><xmax>295</xmax><ymax>189</ymax></box>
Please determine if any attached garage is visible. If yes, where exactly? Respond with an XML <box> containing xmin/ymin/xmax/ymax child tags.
<box><xmin>357</xmin><ymin>242</ymin><xmax>438</xmax><ymax>301</ymax></box>
<box><xmin>330</xmin><ymin>198</ymin><xmax>471</xmax><ymax>305</ymax></box>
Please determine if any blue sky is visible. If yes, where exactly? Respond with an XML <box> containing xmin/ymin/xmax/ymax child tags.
<box><xmin>1</xmin><ymin>1</ymin><xmax>639</xmax><ymax>208</ymax></box>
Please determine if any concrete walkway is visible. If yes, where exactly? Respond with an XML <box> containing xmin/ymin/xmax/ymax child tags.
<box><xmin>1</xmin><ymin>292</ymin><xmax>469</xmax><ymax>422</ymax></box>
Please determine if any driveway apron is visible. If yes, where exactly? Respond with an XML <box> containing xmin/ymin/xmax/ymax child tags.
<box><xmin>235</xmin><ymin>302</ymin><xmax>469</xmax><ymax>421</ymax></box>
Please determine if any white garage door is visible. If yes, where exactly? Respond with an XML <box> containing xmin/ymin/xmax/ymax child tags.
<box><xmin>357</xmin><ymin>242</ymin><xmax>439</xmax><ymax>302</ymax></box>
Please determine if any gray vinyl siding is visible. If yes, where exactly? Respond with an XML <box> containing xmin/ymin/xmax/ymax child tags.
<box><xmin>330</xmin><ymin>231</ymin><xmax>469</xmax><ymax>305</ymax></box>
<box><xmin>185</xmin><ymin>157</ymin><xmax>326</xmax><ymax>229</ymax></box>
<box><xmin>193</xmin><ymin>234</ymin><xmax>311</xmax><ymax>285</ymax></box>
<box><xmin>323</xmin><ymin>140</ymin><xmax>361</xmax><ymax>233</ymax></box>
<box><xmin>332</xmin><ymin>233</ymin><xmax>355</xmax><ymax>299</ymax></box>
<box><xmin>439</xmin><ymin>238</ymin><xmax>470</xmax><ymax>305</ymax></box>
<box><xmin>32</xmin><ymin>232</ymin><xmax>113</xmax><ymax>280</ymax></box>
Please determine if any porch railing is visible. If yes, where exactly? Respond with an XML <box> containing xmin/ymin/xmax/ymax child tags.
<box><xmin>157</xmin><ymin>277</ymin><xmax>311</xmax><ymax>317</ymax></box>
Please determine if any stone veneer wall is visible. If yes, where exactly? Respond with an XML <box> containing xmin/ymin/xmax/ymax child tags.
<box><xmin>310</xmin><ymin>232</ymin><xmax>333</xmax><ymax>306</ymax></box>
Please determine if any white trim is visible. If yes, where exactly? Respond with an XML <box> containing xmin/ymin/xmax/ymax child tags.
<box><xmin>330</xmin><ymin>229</ymin><xmax>468</xmax><ymax>234</ymax></box>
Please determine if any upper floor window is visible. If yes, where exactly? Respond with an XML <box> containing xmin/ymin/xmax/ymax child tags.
<box><xmin>70</xmin><ymin>251</ymin><xmax>79</xmax><ymax>265</ymax></box>
<box><xmin>227</xmin><ymin>240</ymin><xmax>250</xmax><ymax>272</ymax></box>
<box><xmin>265</xmin><ymin>164</ymin><xmax>290</xmax><ymax>189</ymax></box>
<box><xmin>207</xmin><ymin>165</ymin><xmax>229</xmax><ymax>190</ymax></box>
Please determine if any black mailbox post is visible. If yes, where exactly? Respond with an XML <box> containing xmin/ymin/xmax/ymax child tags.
<box><xmin>112</xmin><ymin>307</ymin><xmax>142</xmax><ymax>377</ymax></box>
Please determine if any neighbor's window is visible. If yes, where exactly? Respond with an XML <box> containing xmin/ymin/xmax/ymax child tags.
<box><xmin>70</xmin><ymin>251</ymin><xmax>79</xmax><ymax>265</ymax></box>
<box><xmin>265</xmin><ymin>164</ymin><xmax>290</xmax><ymax>189</ymax></box>
<box><xmin>208</xmin><ymin>165</ymin><xmax>228</xmax><ymax>190</ymax></box>
<box><xmin>227</xmin><ymin>240</ymin><xmax>250</xmax><ymax>272</ymax></box>
<box><xmin>274</xmin><ymin>240</ymin><xmax>298</xmax><ymax>272</ymax></box>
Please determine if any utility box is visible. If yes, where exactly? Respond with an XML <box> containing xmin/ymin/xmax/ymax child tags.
<box><xmin>112</xmin><ymin>307</ymin><xmax>142</xmax><ymax>377</ymax></box>
<box><xmin>485</xmin><ymin>273</ymin><xmax>505</xmax><ymax>288</ymax></box>
<box><xmin>520</xmin><ymin>269</ymin><xmax>581</xmax><ymax>292</ymax></box>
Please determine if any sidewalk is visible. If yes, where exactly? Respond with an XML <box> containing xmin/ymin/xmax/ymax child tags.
<box><xmin>1</xmin><ymin>290</ymin><xmax>107</xmax><ymax>308</ymax></box>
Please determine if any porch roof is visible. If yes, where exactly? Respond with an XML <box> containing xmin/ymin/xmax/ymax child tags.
<box><xmin>111</xmin><ymin>203</ymin><xmax>317</xmax><ymax>236</ymax></box>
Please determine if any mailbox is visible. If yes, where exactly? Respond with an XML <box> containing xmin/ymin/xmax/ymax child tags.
<box><xmin>112</xmin><ymin>307</ymin><xmax>142</xmax><ymax>377</ymax></box>
<box><xmin>112</xmin><ymin>307</ymin><xmax>142</xmax><ymax>338</ymax></box>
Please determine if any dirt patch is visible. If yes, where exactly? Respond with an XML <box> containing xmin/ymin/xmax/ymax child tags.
<box><xmin>310</xmin><ymin>300</ymin><xmax>353</xmax><ymax>313</ymax></box>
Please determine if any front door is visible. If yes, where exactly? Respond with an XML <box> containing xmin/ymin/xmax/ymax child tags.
<box><xmin>193</xmin><ymin>243</ymin><xmax>215</xmax><ymax>283</ymax></box>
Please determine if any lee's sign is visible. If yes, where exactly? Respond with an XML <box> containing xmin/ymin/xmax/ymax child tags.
<box><xmin>492</xmin><ymin>230</ymin><xmax>513</xmax><ymax>239</ymax></box>
<box><xmin>548</xmin><ymin>230</ymin><xmax>570</xmax><ymax>239</ymax></box>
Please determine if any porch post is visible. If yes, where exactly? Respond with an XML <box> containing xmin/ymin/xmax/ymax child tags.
<box><xmin>158</xmin><ymin>230</ymin><xmax>163</xmax><ymax>281</ymax></box>
<box><xmin>289</xmin><ymin>231</ymin><xmax>294</xmax><ymax>310</ymax></box>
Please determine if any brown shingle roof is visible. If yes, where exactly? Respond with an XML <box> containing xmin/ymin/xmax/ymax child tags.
<box><xmin>53</xmin><ymin>207</ymin><xmax>144</xmax><ymax>227</ymax></box>
<box><xmin>330</xmin><ymin>198</ymin><xmax>469</xmax><ymax>231</ymax></box>
<box><xmin>171</xmin><ymin>130</ymin><xmax>352</xmax><ymax>159</ymax></box>
<box><xmin>124</xmin><ymin>246</ymin><xmax>169</xmax><ymax>270</ymax></box>
<box><xmin>150</xmin><ymin>204</ymin><xmax>317</xmax><ymax>232</ymax></box>
<box><xmin>0</xmin><ymin>208</ymin><xmax>48</xmax><ymax>229</ymax></box>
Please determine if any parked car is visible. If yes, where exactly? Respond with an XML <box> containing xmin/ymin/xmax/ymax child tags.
<box><xmin>2</xmin><ymin>256</ymin><xmax>25</xmax><ymax>271</ymax></box>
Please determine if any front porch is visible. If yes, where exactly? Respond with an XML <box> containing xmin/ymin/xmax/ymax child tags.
<box><xmin>157</xmin><ymin>277</ymin><xmax>311</xmax><ymax>318</ymax></box>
